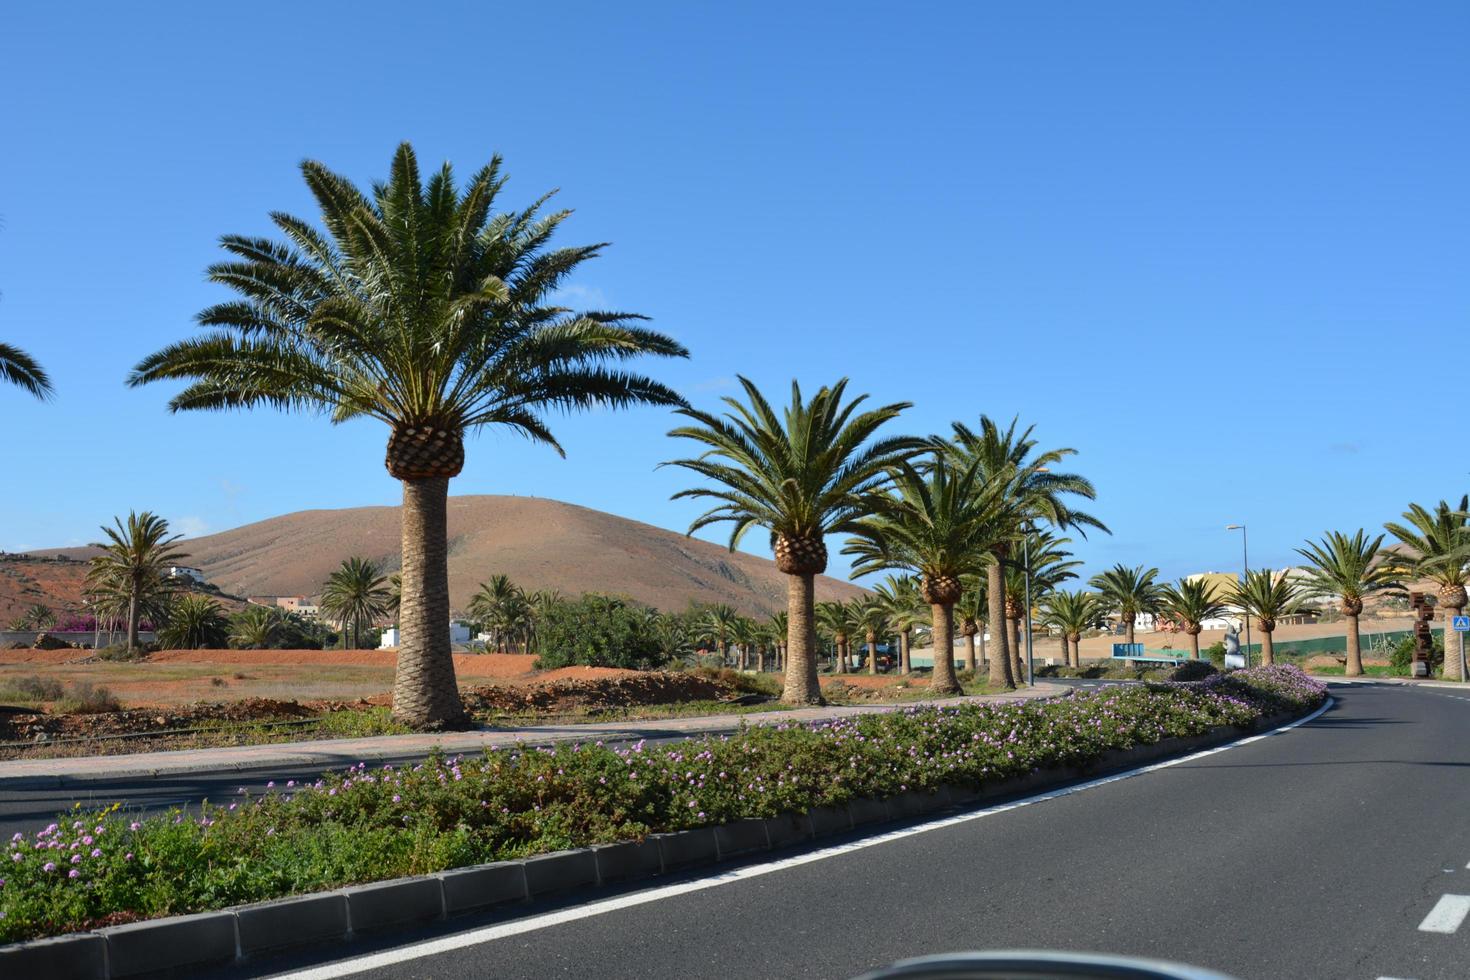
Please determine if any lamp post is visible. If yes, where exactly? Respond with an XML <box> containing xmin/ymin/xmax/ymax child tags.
<box><xmin>1023</xmin><ymin>527</ymin><xmax>1035</xmax><ymax>686</ymax></box>
<box><xmin>1226</xmin><ymin>523</ymin><xmax>1251</xmax><ymax>667</ymax></box>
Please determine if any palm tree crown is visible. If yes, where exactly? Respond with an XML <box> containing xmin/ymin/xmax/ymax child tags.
<box><xmin>1088</xmin><ymin>564</ymin><xmax>1162</xmax><ymax>638</ymax></box>
<box><xmin>1226</xmin><ymin>569</ymin><xmax>1303</xmax><ymax>631</ymax></box>
<box><xmin>85</xmin><ymin>511</ymin><xmax>188</xmax><ymax>654</ymax></box>
<box><xmin>1384</xmin><ymin>498</ymin><xmax>1470</xmax><ymax>605</ymax></box>
<box><xmin>1296</xmin><ymin>530</ymin><xmax>1404</xmax><ymax>615</ymax></box>
<box><xmin>1158</xmin><ymin>577</ymin><xmax>1227</xmax><ymax>634</ymax></box>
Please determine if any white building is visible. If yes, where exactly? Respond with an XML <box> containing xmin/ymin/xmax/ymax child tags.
<box><xmin>168</xmin><ymin>566</ymin><xmax>206</xmax><ymax>585</ymax></box>
<box><xmin>379</xmin><ymin>620</ymin><xmax>475</xmax><ymax>649</ymax></box>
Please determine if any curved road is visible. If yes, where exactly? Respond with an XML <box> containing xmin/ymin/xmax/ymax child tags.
<box><xmin>188</xmin><ymin>681</ymin><xmax>1470</xmax><ymax>980</ymax></box>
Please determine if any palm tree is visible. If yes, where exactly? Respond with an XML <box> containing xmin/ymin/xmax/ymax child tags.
<box><xmin>0</xmin><ymin>342</ymin><xmax>52</xmax><ymax>399</ymax></box>
<box><xmin>731</xmin><ymin>615</ymin><xmax>761</xmax><ymax>671</ymax></box>
<box><xmin>1296</xmin><ymin>530</ymin><xmax>1404</xmax><ymax>677</ymax></box>
<box><xmin>84</xmin><ymin>511</ymin><xmax>187</xmax><ymax>655</ymax></box>
<box><xmin>386</xmin><ymin>572</ymin><xmax>402</xmax><ymax>620</ymax></box>
<box><xmin>1089</xmin><ymin>564</ymin><xmax>1163</xmax><ymax>650</ymax></box>
<box><xmin>158</xmin><ymin>594</ymin><xmax>229</xmax><ymax>650</ymax></box>
<box><xmin>1385</xmin><ymin>498</ymin><xmax>1470</xmax><ymax>681</ymax></box>
<box><xmin>129</xmin><ymin>144</ymin><xmax>687</xmax><ymax>729</ymax></box>
<box><xmin>18</xmin><ymin>603</ymin><xmax>55</xmax><ymax>630</ymax></box>
<box><xmin>816</xmin><ymin>601</ymin><xmax>854</xmax><ymax>673</ymax></box>
<box><xmin>697</xmin><ymin>604</ymin><xmax>740</xmax><ymax>668</ymax></box>
<box><xmin>767</xmin><ymin>611</ymin><xmax>789</xmax><ymax>671</ymax></box>
<box><xmin>873</xmin><ymin>575</ymin><xmax>922</xmax><ymax>674</ymax></box>
<box><xmin>1039</xmin><ymin>590</ymin><xmax>1098</xmax><ymax>667</ymax></box>
<box><xmin>955</xmin><ymin>575</ymin><xmax>988</xmax><ymax>672</ymax></box>
<box><xmin>1225</xmin><ymin>569</ymin><xmax>1302</xmax><ymax>665</ymax></box>
<box><xmin>468</xmin><ymin>575</ymin><xmax>525</xmax><ymax>653</ymax></box>
<box><xmin>230</xmin><ymin>604</ymin><xmax>281</xmax><ymax>650</ymax></box>
<box><xmin>1008</xmin><ymin>531</ymin><xmax>1082</xmax><ymax>679</ymax></box>
<box><xmin>846</xmin><ymin>454</ymin><xmax>1002</xmax><ymax>695</ymax></box>
<box><xmin>852</xmin><ymin>597</ymin><xmax>889</xmax><ymax>675</ymax></box>
<box><xmin>666</xmin><ymin>377</ymin><xmax>920</xmax><ymax>704</ymax></box>
<box><xmin>319</xmin><ymin>557</ymin><xmax>391</xmax><ymax>650</ymax></box>
<box><xmin>946</xmin><ymin>417</ymin><xmax>1106</xmax><ymax>691</ymax></box>
<box><xmin>1157</xmin><ymin>577</ymin><xmax>1228</xmax><ymax>660</ymax></box>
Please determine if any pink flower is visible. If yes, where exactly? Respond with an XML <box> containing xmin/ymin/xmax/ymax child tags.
<box><xmin>43</xmin><ymin>862</ymin><xmax>56</xmax><ymax>872</ymax></box>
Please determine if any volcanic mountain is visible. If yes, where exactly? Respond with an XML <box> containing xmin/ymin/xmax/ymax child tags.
<box><xmin>24</xmin><ymin>496</ymin><xmax>866</xmax><ymax>616</ymax></box>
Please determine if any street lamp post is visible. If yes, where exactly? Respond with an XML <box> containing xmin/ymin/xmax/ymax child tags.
<box><xmin>1023</xmin><ymin>530</ymin><xmax>1035</xmax><ymax>686</ymax></box>
<box><xmin>1226</xmin><ymin>523</ymin><xmax>1251</xmax><ymax>667</ymax></box>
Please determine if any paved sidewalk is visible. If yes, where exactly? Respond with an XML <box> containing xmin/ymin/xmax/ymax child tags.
<box><xmin>0</xmin><ymin>683</ymin><xmax>1067</xmax><ymax>789</ymax></box>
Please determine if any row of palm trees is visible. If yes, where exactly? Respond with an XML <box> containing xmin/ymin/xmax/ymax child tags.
<box><xmin>15</xmin><ymin>143</ymin><xmax>1467</xmax><ymax>726</ymax></box>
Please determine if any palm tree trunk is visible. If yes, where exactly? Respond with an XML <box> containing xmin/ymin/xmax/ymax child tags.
<box><xmin>1260</xmin><ymin>630</ymin><xmax>1275</xmax><ymax>665</ymax></box>
<box><xmin>987</xmin><ymin>561</ymin><xmax>1014</xmax><ymax>689</ymax></box>
<box><xmin>1344</xmin><ymin>614</ymin><xmax>1362</xmax><ymax>677</ymax></box>
<box><xmin>1445</xmin><ymin>606</ymin><xmax>1466</xmax><ymax>681</ymax></box>
<box><xmin>867</xmin><ymin>639</ymin><xmax>878</xmax><ymax>675</ymax></box>
<box><xmin>962</xmin><ymin>632</ymin><xmax>977</xmax><ymax>672</ymax></box>
<box><xmin>1188</xmin><ymin>632</ymin><xmax>1200</xmax><ymax>660</ymax></box>
<box><xmin>1123</xmin><ymin>618</ymin><xmax>1137</xmax><ymax>668</ymax></box>
<box><xmin>1008</xmin><ymin>617</ymin><xmax>1023</xmax><ymax>683</ymax></box>
<box><xmin>1069</xmin><ymin>635</ymin><xmax>1080</xmax><ymax>667</ymax></box>
<box><xmin>782</xmin><ymin>573</ymin><xmax>824</xmax><ymax>704</ymax></box>
<box><xmin>900</xmin><ymin>630</ymin><xmax>911</xmax><ymax>674</ymax></box>
<box><xmin>930</xmin><ymin>603</ymin><xmax>960</xmax><ymax>694</ymax></box>
<box><xmin>126</xmin><ymin>587</ymin><xmax>140</xmax><ymax>655</ymax></box>
<box><xmin>979</xmin><ymin>625</ymin><xmax>986</xmax><ymax>666</ymax></box>
<box><xmin>391</xmin><ymin>477</ymin><xmax>467</xmax><ymax>730</ymax></box>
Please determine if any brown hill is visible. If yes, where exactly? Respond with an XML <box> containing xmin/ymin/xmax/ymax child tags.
<box><xmin>28</xmin><ymin>496</ymin><xmax>866</xmax><ymax>616</ymax></box>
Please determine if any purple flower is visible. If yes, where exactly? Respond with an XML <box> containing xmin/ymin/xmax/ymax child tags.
<box><xmin>43</xmin><ymin>862</ymin><xmax>56</xmax><ymax>872</ymax></box>
<box><xmin>68</xmin><ymin>869</ymin><xmax>79</xmax><ymax>879</ymax></box>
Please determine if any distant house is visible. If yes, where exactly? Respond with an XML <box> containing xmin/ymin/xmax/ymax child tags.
<box><xmin>245</xmin><ymin>596</ymin><xmax>320</xmax><ymax>618</ymax></box>
<box><xmin>168</xmin><ymin>566</ymin><xmax>206</xmax><ymax>585</ymax></box>
<box><xmin>379</xmin><ymin>620</ymin><xmax>476</xmax><ymax>650</ymax></box>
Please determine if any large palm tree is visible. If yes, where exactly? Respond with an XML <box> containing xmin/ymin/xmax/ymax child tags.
<box><xmin>667</xmin><ymin>377</ymin><xmax>920</xmax><ymax>704</ymax></box>
<box><xmin>846</xmin><ymin>454</ymin><xmax>1002</xmax><ymax>695</ymax></box>
<box><xmin>84</xmin><ymin>511</ymin><xmax>187</xmax><ymax>655</ymax></box>
<box><xmin>946</xmin><ymin>417</ymin><xmax>1106</xmax><ymax>691</ymax></box>
<box><xmin>1039</xmin><ymin>589</ymin><xmax>1099</xmax><ymax>667</ymax></box>
<box><xmin>1296</xmin><ymin>530</ymin><xmax>1404</xmax><ymax>677</ymax></box>
<box><xmin>1089</xmin><ymin>564</ymin><xmax>1163</xmax><ymax>648</ymax></box>
<box><xmin>1157</xmin><ymin>577</ymin><xmax>1228</xmax><ymax>660</ymax></box>
<box><xmin>1385</xmin><ymin>498</ymin><xmax>1470</xmax><ymax>682</ymax></box>
<box><xmin>129</xmin><ymin>144</ymin><xmax>686</xmax><ymax>729</ymax></box>
<box><xmin>1225</xmin><ymin>569</ymin><xmax>1302</xmax><ymax>665</ymax></box>
<box><xmin>158</xmin><ymin>594</ymin><xmax>230</xmax><ymax>650</ymax></box>
<box><xmin>0</xmin><ymin>342</ymin><xmax>52</xmax><ymax>399</ymax></box>
<box><xmin>320</xmin><ymin>556</ymin><xmax>391</xmax><ymax>650</ymax></box>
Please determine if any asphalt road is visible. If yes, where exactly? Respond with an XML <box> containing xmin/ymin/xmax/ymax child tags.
<box><xmin>191</xmin><ymin>681</ymin><xmax>1470</xmax><ymax>980</ymax></box>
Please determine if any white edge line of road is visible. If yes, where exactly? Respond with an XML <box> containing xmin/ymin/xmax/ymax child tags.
<box><xmin>268</xmin><ymin>697</ymin><xmax>1336</xmax><ymax>980</ymax></box>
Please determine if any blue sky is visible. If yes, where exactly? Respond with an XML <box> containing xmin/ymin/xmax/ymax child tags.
<box><xmin>2</xmin><ymin>1</ymin><xmax>1466</xmax><ymax>585</ymax></box>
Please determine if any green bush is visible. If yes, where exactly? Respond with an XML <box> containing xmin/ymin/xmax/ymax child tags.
<box><xmin>1203</xmin><ymin>641</ymin><xmax>1226</xmax><ymax>667</ymax></box>
<box><xmin>0</xmin><ymin>675</ymin><xmax>65</xmax><ymax>703</ymax></box>
<box><xmin>1387</xmin><ymin>634</ymin><xmax>1441</xmax><ymax>676</ymax></box>
<box><xmin>534</xmin><ymin>595</ymin><xmax>669</xmax><ymax>670</ymax></box>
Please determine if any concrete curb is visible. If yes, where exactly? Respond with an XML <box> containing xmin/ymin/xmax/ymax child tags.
<box><xmin>0</xmin><ymin>707</ymin><xmax>1309</xmax><ymax>979</ymax></box>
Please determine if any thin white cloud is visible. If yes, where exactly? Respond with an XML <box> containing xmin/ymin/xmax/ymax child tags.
<box><xmin>173</xmin><ymin>516</ymin><xmax>209</xmax><ymax>538</ymax></box>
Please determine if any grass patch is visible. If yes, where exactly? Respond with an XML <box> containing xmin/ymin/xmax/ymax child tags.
<box><xmin>0</xmin><ymin>666</ymin><xmax>1326</xmax><ymax>943</ymax></box>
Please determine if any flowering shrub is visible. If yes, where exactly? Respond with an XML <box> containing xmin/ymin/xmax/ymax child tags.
<box><xmin>0</xmin><ymin>668</ymin><xmax>1323</xmax><ymax>943</ymax></box>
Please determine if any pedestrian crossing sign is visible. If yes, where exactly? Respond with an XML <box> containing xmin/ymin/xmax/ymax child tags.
<box><xmin>1453</xmin><ymin>616</ymin><xmax>1470</xmax><ymax>632</ymax></box>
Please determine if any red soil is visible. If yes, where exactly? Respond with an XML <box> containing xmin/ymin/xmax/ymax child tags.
<box><xmin>822</xmin><ymin>674</ymin><xmax>918</xmax><ymax>689</ymax></box>
<box><xmin>141</xmin><ymin>649</ymin><xmax>541</xmax><ymax>677</ymax></box>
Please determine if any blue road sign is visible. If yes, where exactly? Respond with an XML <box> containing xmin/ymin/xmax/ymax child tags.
<box><xmin>1453</xmin><ymin>616</ymin><xmax>1470</xmax><ymax>632</ymax></box>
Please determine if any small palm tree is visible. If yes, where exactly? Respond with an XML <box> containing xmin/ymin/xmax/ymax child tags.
<box><xmin>846</xmin><ymin>454</ymin><xmax>1002</xmax><ymax>695</ymax></box>
<box><xmin>1003</xmin><ymin>531</ymin><xmax>1080</xmax><ymax>682</ymax></box>
<box><xmin>1039</xmin><ymin>590</ymin><xmax>1099</xmax><ymax>667</ymax></box>
<box><xmin>816</xmin><ymin>600</ymin><xmax>854</xmax><ymax>673</ymax></box>
<box><xmin>666</xmin><ymin>377</ymin><xmax>920</xmax><ymax>704</ymax></box>
<box><xmin>946</xmin><ymin>416</ymin><xmax>1106</xmax><ymax>691</ymax></box>
<box><xmin>319</xmin><ymin>557</ymin><xmax>391</xmax><ymax>650</ymax></box>
<box><xmin>697</xmin><ymin>604</ymin><xmax>740</xmax><ymax>668</ymax></box>
<box><xmin>468</xmin><ymin>575</ymin><xmax>525</xmax><ymax>653</ymax></box>
<box><xmin>872</xmin><ymin>574</ymin><xmax>922</xmax><ymax>674</ymax></box>
<box><xmin>1089</xmin><ymin>564</ymin><xmax>1163</xmax><ymax>646</ymax></box>
<box><xmin>129</xmin><ymin>144</ymin><xmax>687</xmax><ymax>729</ymax></box>
<box><xmin>230</xmin><ymin>604</ymin><xmax>281</xmax><ymax>650</ymax></box>
<box><xmin>1296</xmin><ymin>530</ymin><xmax>1404</xmax><ymax>676</ymax></box>
<box><xmin>731</xmin><ymin>615</ymin><xmax>761</xmax><ymax>671</ymax></box>
<box><xmin>767</xmin><ymin>611</ymin><xmax>789</xmax><ymax>671</ymax></box>
<box><xmin>1225</xmin><ymin>569</ymin><xmax>1302</xmax><ymax>665</ymax></box>
<box><xmin>852</xmin><ymin>597</ymin><xmax>889</xmax><ymax>675</ymax></box>
<box><xmin>0</xmin><ymin>342</ymin><xmax>52</xmax><ymax>399</ymax></box>
<box><xmin>20</xmin><ymin>603</ymin><xmax>55</xmax><ymax>630</ymax></box>
<box><xmin>1385</xmin><ymin>498</ymin><xmax>1470</xmax><ymax>681</ymax></box>
<box><xmin>955</xmin><ymin>575</ymin><xmax>988</xmax><ymax>672</ymax></box>
<box><xmin>1157</xmin><ymin>577</ymin><xmax>1228</xmax><ymax>660</ymax></box>
<box><xmin>159</xmin><ymin>594</ymin><xmax>229</xmax><ymax>650</ymax></box>
<box><xmin>84</xmin><ymin>511</ymin><xmax>187</xmax><ymax>655</ymax></box>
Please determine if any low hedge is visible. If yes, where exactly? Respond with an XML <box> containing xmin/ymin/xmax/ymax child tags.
<box><xmin>0</xmin><ymin>666</ymin><xmax>1325</xmax><ymax>943</ymax></box>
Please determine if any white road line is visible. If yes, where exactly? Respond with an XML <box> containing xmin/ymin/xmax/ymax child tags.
<box><xmin>1417</xmin><ymin>894</ymin><xmax>1470</xmax><ymax>934</ymax></box>
<box><xmin>270</xmin><ymin>698</ymin><xmax>1334</xmax><ymax>980</ymax></box>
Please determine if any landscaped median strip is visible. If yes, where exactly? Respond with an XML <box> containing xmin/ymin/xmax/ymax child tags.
<box><xmin>0</xmin><ymin>667</ymin><xmax>1328</xmax><ymax>979</ymax></box>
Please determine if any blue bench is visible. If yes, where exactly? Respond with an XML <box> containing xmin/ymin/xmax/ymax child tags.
<box><xmin>1111</xmin><ymin>642</ymin><xmax>1187</xmax><ymax>665</ymax></box>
